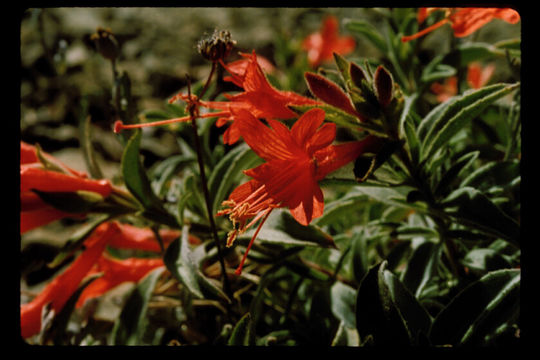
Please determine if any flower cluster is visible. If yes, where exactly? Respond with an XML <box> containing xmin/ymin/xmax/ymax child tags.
<box><xmin>20</xmin><ymin>142</ymin><xmax>113</xmax><ymax>233</ymax></box>
<box><xmin>20</xmin><ymin>221</ymin><xmax>185</xmax><ymax>338</ymax></box>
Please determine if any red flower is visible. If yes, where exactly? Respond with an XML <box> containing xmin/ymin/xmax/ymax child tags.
<box><xmin>402</xmin><ymin>7</ymin><xmax>520</xmax><ymax>42</ymax></box>
<box><xmin>115</xmin><ymin>51</ymin><xmax>320</xmax><ymax>145</ymax></box>
<box><xmin>431</xmin><ymin>76</ymin><xmax>458</xmax><ymax>103</ymax></box>
<box><xmin>20</xmin><ymin>142</ymin><xmax>112</xmax><ymax>233</ymax></box>
<box><xmin>467</xmin><ymin>62</ymin><xmax>495</xmax><ymax>89</ymax></box>
<box><xmin>20</xmin><ymin>222</ymin><xmax>119</xmax><ymax>339</ymax></box>
<box><xmin>75</xmin><ymin>255</ymin><xmax>164</xmax><ymax>308</ymax></box>
<box><xmin>20</xmin><ymin>221</ymin><xmax>179</xmax><ymax>339</ymax></box>
<box><xmin>431</xmin><ymin>62</ymin><xmax>495</xmax><ymax>102</ymax></box>
<box><xmin>302</xmin><ymin>15</ymin><xmax>356</xmax><ymax>68</ymax></box>
<box><xmin>217</xmin><ymin>108</ymin><xmax>382</xmax><ymax>274</ymax></box>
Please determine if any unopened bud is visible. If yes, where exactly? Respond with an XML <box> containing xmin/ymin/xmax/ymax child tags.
<box><xmin>197</xmin><ymin>29</ymin><xmax>236</xmax><ymax>62</ymax></box>
<box><xmin>90</xmin><ymin>27</ymin><xmax>119</xmax><ymax>61</ymax></box>
<box><xmin>373</xmin><ymin>65</ymin><xmax>394</xmax><ymax>107</ymax></box>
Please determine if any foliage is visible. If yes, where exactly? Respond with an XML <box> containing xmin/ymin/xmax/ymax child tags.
<box><xmin>20</xmin><ymin>8</ymin><xmax>520</xmax><ymax>347</ymax></box>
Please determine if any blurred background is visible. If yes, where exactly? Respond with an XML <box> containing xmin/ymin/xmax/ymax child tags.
<box><xmin>20</xmin><ymin>8</ymin><xmax>374</xmax><ymax>173</ymax></box>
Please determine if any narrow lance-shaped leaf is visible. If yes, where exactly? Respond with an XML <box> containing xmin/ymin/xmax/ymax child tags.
<box><xmin>163</xmin><ymin>225</ymin><xmax>230</xmax><ymax>302</ymax></box>
<box><xmin>429</xmin><ymin>269</ymin><xmax>520</xmax><ymax>346</ymax></box>
<box><xmin>442</xmin><ymin>187</ymin><xmax>520</xmax><ymax>244</ymax></box>
<box><xmin>355</xmin><ymin>261</ymin><xmax>410</xmax><ymax>346</ymax></box>
<box><xmin>228</xmin><ymin>313</ymin><xmax>255</xmax><ymax>346</ymax></box>
<box><xmin>421</xmin><ymin>83</ymin><xmax>520</xmax><ymax>162</ymax></box>
<box><xmin>343</xmin><ymin>19</ymin><xmax>388</xmax><ymax>53</ymax></box>
<box><xmin>111</xmin><ymin>267</ymin><xmax>165</xmax><ymax>345</ymax></box>
<box><xmin>121</xmin><ymin>129</ymin><xmax>178</xmax><ymax>227</ymax></box>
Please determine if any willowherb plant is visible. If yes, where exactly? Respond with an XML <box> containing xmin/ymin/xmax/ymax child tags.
<box><xmin>20</xmin><ymin>8</ymin><xmax>521</xmax><ymax>346</ymax></box>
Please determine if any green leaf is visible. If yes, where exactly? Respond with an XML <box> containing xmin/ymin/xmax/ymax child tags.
<box><xmin>78</xmin><ymin>103</ymin><xmax>103</xmax><ymax>179</ymax></box>
<box><xmin>227</xmin><ymin>313</ymin><xmax>255</xmax><ymax>346</ymax></box>
<box><xmin>420</xmin><ymin>55</ymin><xmax>456</xmax><ymax>84</ymax></box>
<box><xmin>48</xmin><ymin>214</ymin><xmax>111</xmax><ymax>268</ymax></box>
<box><xmin>209</xmin><ymin>143</ymin><xmax>260</xmax><ymax>215</ymax></box>
<box><xmin>352</xmin><ymin>185</ymin><xmax>426</xmax><ymax>212</ymax></box>
<box><xmin>351</xmin><ymin>230</ymin><xmax>369</xmax><ymax>283</ymax></box>
<box><xmin>237</xmin><ymin>210</ymin><xmax>335</xmax><ymax>249</ymax></box>
<box><xmin>401</xmin><ymin>241</ymin><xmax>442</xmax><ymax>298</ymax></box>
<box><xmin>121</xmin><ymin>129</ymin><xmax>161</xmax><ymax>210</ymax></box>
<box><xmin>462</xmin><ymin>248</ymin><xmax>513</xmax><ymax>275</ymax></box>
<box><xmin>331</xmin><ymin>322</ymin><xmax>360</xmax><ymax>346</ymax></box>
<box><xmin>32</xmin><ymin>190</ymin><xmax>106</xmax><ymax>214</ymax></box>
<box><xmin>111</xmin><ymin>267</ymin><xmax>165</xmax><ymax>345</ymax></box>
<box><xmin>344</xmin><ymin>18</ymin><xmax>387</xmax><ymax>53</ymax></box>
<box><xmin>333</xmin><ymin>52</ymin><xmax>352</xmax><ymax>88</ymax></box>
<box><xmin>443</xmin><ymin>42</ymin><xmax>507</xmax><ymax>67</ymax></box>
<box><xmin>331</xmin><ymin>281</ymin><xmax>357</xmax><ymax>329</ymax></box>
<box><xmin>433</xmin><ymin>151</ymin><xmax>480</xmax><ymax>197</ymax></box>
<box><xmin>355</xmin><ymin>261</ymin><xmax>413</xmax><ymax>345</ymax></box>
<box><xmin>421</xmin><ymin>83</ymin><xmax>520</xmax><ymax>162</ymax></box>
<box><xmin>429</xmin><ymin>269</ymin><xmax>520</xmax><ymax>346</ymax></box>
<box><xmin>150</xmin><ymin>154</ymin><xmax>195</xmax><ymax>197</ymax></box>
<box><xmin>381</xmin><ymin>268</ymin><xmax>433</xmax><ymax>343</ymax></box>
<box><xmin>442</xmin><ymin>187</ymin><xmax>520</xmax><ymax>244</ymax></box>
<box><xmin>461</xmin><ymin>159</ymin><xmax>519</xmax><ymax>192</ymax></box>
<box><xmin>121</xmin><ymin>129</ymin><xmax>178</xmax><ymax>227</ymax></box>
<box><xmin>163</xmin><ymin>225</ymin><xmax>230</xmax><ymax>302</ymax></box>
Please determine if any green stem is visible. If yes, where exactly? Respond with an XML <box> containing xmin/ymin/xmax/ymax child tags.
<box><xmin>396</xmin><ymin>145</ymin><xmax>462</xmax><ymax>278</ymax></box>
<box><xmin>186</xmin><ymin>62</ymin><xmax>233</xmax><ymax>300</ymax></box>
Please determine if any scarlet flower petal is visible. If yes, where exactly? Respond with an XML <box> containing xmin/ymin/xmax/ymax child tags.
<box><xmin>21</xmin><ymin>142</ymin><xmax>39</xmax><ymax>164</ymax></box>
<box><xmin>21</xmin><ymin>167</ymin><xmax>112</xmax><ymax>197</ymax></box>
<box><xmin>106</xmin><ymin>222</ymin><xmax>183</xmax><ymax>252</ymax></box>
<box><xmin>291</xmin><ymin>107</ymin><xmax>326</xmax><ymax>148</ymax></box>
<box><xmin>76</xmin><ymin>255</ymin><xmax>164</xmax><ymax>308</ymax></box>
<box><xmin>467</xmin><ymin>62</ymin><xmax>495</xmax><ymax>89</ymax></box>
<box><xmin>20</xmin><ymin>222</ymin><xmax>119</xmax><ymax>338</ymax></box>
<box><xmin>20</xmin><ymin>207</ymin><xmax>75</xmax><ymax>234</ymax></box>
<box><xmin>233</xmin><ymin>108</ymin><xmax>294</xmax><ymax>161</ymax></box>
<box><xmin>314</xmin><ymin>135</ymin><xmax>384</xmax><ymax>180</ymax></box>
<box><xmin>289</xmin><ymin>176</ymin><xmax>324</xmax><ymax>226</ymax></box>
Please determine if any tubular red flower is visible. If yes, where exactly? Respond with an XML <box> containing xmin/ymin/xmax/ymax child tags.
<box><xmin>106</xmin><ymin>221</ymin><xmax>197</xmax><ymax>252</ymax></box>
<box><xmin>302</xmin><ymin>15</ymin><xmax>356</xmax><ymax>68</ymax></box>
<box><xmin>20</xmin><ymin>142</ymin><xmax>113</xmax><ymax>233</ymax></box>
<box><xmin>217</xmin><ymin>108</ymin><xmax>382</xmax><ymax>274</ymax></box>
<box><xmin>76</xmin><ymin>255</ymin><xmax>164</xmax><ymax>308</ymax></box>
<box><xmin>20</xmin><ymin>222</ymin><xmax>120</xmax><ymax>338</ymax></box>
<box><xmin>116</xmin><ymin>51</ymin><xmax>320</xmax><ymax>145</ymax></box>
<box><xmin>20</xmin><ymin>221</ymin><xmax>179</xmax><ymax>338</ymax></box>
<box><xmin>401</xmin><ymin>7</ymin><xmax>520</xmax><ymax>42</ymax></box>
<box><xmin>431</xmin><ymin>76</ymin><xmax>458</xmax><ymax>103</ymax></box>
<box><xmin>467</xmin><ymin>62</ymin><xmax>495</xmax><ymax>89</ymax></box>
<box><xmin>431</xmin><ymin>62</ymin><xmax>495</xmax><ymax>103</ymax></box>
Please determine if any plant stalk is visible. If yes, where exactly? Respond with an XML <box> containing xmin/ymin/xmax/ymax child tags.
<box><xmin>186</xmin><ymin>62</ymin><xmax>233</xmax><ymax>300</ymax></box>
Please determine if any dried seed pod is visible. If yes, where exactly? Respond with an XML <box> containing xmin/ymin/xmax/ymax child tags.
<box><xmin>197</xmin><ymin>29</ymin><xmax>236</xmax><ymax>62</ymax></box>
<box><xmin>90</xmin><ymin>27</ymin><xmax>119</xmax><ymax>61</ymax></box>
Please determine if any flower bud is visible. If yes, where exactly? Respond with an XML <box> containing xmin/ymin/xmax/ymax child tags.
<box><xmin>373</xmin><ymin>65</ymin><xmax>394</xmax><ymax>107</ymax></box>
<box><xmin>197</xmin><ymin>29</ymin><xmax>236</xmax><ymax>62</ymax></box>
<box><xmin>90</xmin><ymin>27</ymin><xmax>119</xmax><ymax>61</ymax></box>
